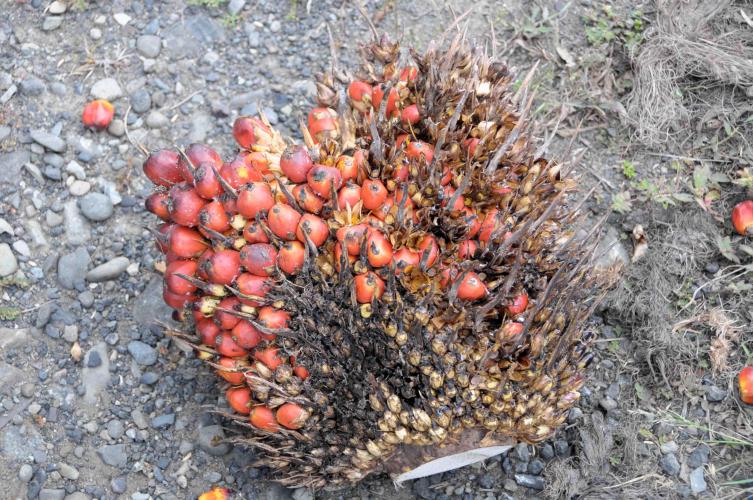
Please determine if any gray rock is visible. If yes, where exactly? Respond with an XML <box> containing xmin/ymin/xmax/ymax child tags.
<box><xmin>58</xmin><ymin>463</ymin><xmax>79</xmax><ymax>480</ymax></box>
<box><xmin>514</xmin><ymin>474</ymin><xmax>545</xmax><ymax>490</ymax></box>
<box><xmin>689</xmin><ymin>467</ymin><xmax>707</xmax><ymax>493</ymax></box>
<box><xmin>110</xmin><ymin>476</ymin><xmax>127</xmax><ymax>494</ymax></box>
<box><xmin>82</xmin><ymin>343</ymin><xmax>110</xmax><ymax>404</ymax></box>
<box><xmin>687</xmin><ymin>444</ymin><xmax>710</xmax><ymax>468</ymax></box>
<box><xmin>136</xmin><ymin>35</ymin><xmax>162</xmax><ymax>58</ymax></box>
<box><xmin>0</xmin><ymin>243</ymin><xmax>18</xmax><ymax>276</ymax></box>
<box><xmin>38</xmin><ymin>489</ymin><xmax>65</xmax><ymax>500</ymax></box>
<box><xmin>129</xmin><ymin>89</ymin><xmax>151</xmax><ymax>113</ymax></box>
<box><xmin>599</xmin><ymin>397</ymin><xmax>618</xmax><ymax>411</ymax></box>
<box><xmin>659</xmin><ymin>453</ymin><xmax>680</xmax><ymax>476</ymax></box>
<box><xmin>515</xmin><ymin>443</ymin><xmax>531</xmax><ymax>462</ymax></box>
<box><xmin>145</xmin><ymin>111</ymin><xmax>168</xmax><ymax>128</ymax></box>
<box><xmin>57</xmin><ymin>247</ymin><xmax>90</xmax><ymax>289</ymax></box>
<box><xmin>62</xmin><ymin>325</ymin><xmax>78</xmax><ymax>342</ymax></box>
<box><xmin>291</xmin><ymin>489</ymin><xmax>312</xmax><ymax>500</ymax></box>
<box><xmin>48</xmin><ymin>1</ymin><xmax>66</xmax><ymax>13</ymax></box>
<box><xmin>706</xmin><ymin>385</ymin><xmax>726</xmax><ymax>402</ymax></box>
<box><xmin>78</xmin><ymin>193</ymin><xmax>113</xmax><ymax>221</ymax></box>
<box><xmin>97</xmin><ymin>444</ymin><xmax>127</xmax><ymax>468</ymax></box>
<box><xmin>0</xmin><ymin>362</ymin><xmax>24</xmax><ymax>395</ymax></box>
<box><xmin>127</xmin><ymin>341</ymin><xmax>157</xmax><ymax>366</ymax></box>
<box><xmin>197</xmin><ymin>425</ymin><xmax>231</xmax><ymax>456</ymax></box>
<box><xmin>163</xmin><ymin>14</ymin><xmax>225</xmax><ymax>59</ymax></box>
<box><xmin>593</xmin><ymin>225</ymin><xmax>629</xmax><ymax>272</ymax></box>
<box><xmin>86</xmin><ymin>350</ymin><xmax>101</xmax><ymax>368</ymax></box>
<box><xmin>131</xmin><ymin>409</ymin><xmax>148</xmax><ymax>430</ymax></box>
<box><xmin>660</xmin><ymin>441</ymin><xmax>678</xmax><ymax>454</ymax></box>
<box><xmin>63</xmin><ymin>200</ymin><xmax>91</xmax><ymax>245</ymax></box>
<box><xmin>63</xmin><ymin>493</ymin><xmax>88</xmax><ymax>500</ymax></box>
<box><xmin>69</xmin><ymin>180</ymin><xmax>91</xmax><ymax>196</ymax></box>
<box><xmin>19</xmin><ymin>464</ymin><xmax>34</xmax><ymax>482</ymax></box>
<box><xmin>107</xmin><ymin>419</ymin><xmax>125</xmax><ymax>439</ymax></box>
<box><xmin>528</xmin><ymin>458</ymin><xmax>545</xmax><ymax>475</ymax></box>
<box><xmin>151</xmin><ymin>413</ymin><xmax>175</xmax><ymax>429</ymax></box>
<box><xmin>20</xmin><ymin>78</ymin><xmax>46</xmax><ymax>95</ymax></box>
<box><xmin>189</xmin><ymin>113</ymin><xmax>213</xmax><ymax>142</ymax></box>
<box><xmin>49</xmin><ymin>82</ymin><xmax>66</xmax><ymax>96</ymax></box>
<box><xmin>42</xmin><ymin>16</ymin><xmax>63</xmax><ymax>31</ymax></box>
<box><xmin>27</xmin><ymin>469</ymin><xmax>47</xmax><ymax>499</ymax></box>
<box><xmin>86</xmin><ymin>257</ymin><xmax>129</xmax><ymax>282</ymax></box>
<box><xmin>12</xmin><ymin>240</ymin><xmax>30</xmax><ymax>257</ymax></box>
<box><xmin>65</xmin><ymin>160</ymin><xmax>86</xmax><ymax>180</ymax></box>
<box><xmin>228</xmin><ymin>0</ymin><xmax>245</xmax><ymax>14</ymax></box>
<box><xmin>30</xmin><ymin>130</ymin><xmax>66</xmax><ymax>153</ymax></box>
<box><xmin>269</xmin><ymin>20</ymin><xmax>281</xmax><ymax>33</ymax></box>
<box><xmin>132</xmin><ymin>277</ymin><xmax>174</xmax><ymax>325</ymax></box>
<box><xmin>90</xmin><ymin>78</ymin><xmax>122</xmax><ymax>100</ymax></box>
<box><xmin>0</xmin><ymin>150</ymin><xmax>30</xmax><ymax>184</ymax></box>
<box><xmin>108</xmin><ymin>119</ymin><xmax>125</xmax><ymax>137</ymax></box>
<box><xmin>78</xmin><ymin>290</ymin><xmax>94</xmax><ymax>307</ymax></box>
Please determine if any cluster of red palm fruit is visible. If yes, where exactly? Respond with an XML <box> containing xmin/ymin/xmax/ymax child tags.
<box><xmin>143</xmin><ymin>31</ymin><xmax>601</xmax><ymax>489</ymax></box>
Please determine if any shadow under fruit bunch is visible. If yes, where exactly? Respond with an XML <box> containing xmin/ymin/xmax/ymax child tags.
<box><xmin>142</xmin><ymin>33</ymin><xmax>603</xmax><ymax>489</ymax></box>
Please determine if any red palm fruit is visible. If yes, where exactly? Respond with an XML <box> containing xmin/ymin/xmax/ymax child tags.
<box><xmin>457</xmin><ymin>240</ymin><xmax>479</xmax><ymax>259</ymax></box>
<box><xmin>280</xmin><ymin>144</ymin><xmax>313</xmax><ymax>183</ymax></box>
<box><xmin>276</xmin><ymin>403</ymin><xmax>309</xmax><ymax>430</ymax></box>
<box><xmin>168</xmin><ymin>182</ymin><xmax>207</xmax><ymax>227</ymax></box>
<box><xmin>82</xmin><ymin>99</ymin><xmax>114</xmax><ymax>129</ymax></box>
<box><xmin>355</xmin><ymin>272</ymin><xmax>385</xmax><ymax>303</ymax></box>
<box><xmin>406</xmin><ymin>140</ymin><xmax>434</xmax><ymax>164</ymax></box>
<box><xmin>367</xmin><ymin>232</ymin><xmax>393</xmax><ymax>268</ymax></box>
<box><xmin>155</xmin><ymin>223</ymin><xmax>173</xmax><ymax>253</ymax></box>
<box><xmin>333</xmin><ymin>243</ymin><xmax>356</xmax><ymax>272</ymax></box>
<box><xmin>245</xmin><ymin>151</ymin><xmax>272</xmax><ymax>174</ymax></box>
<box><xmin>296</xmin><ymin>214</ymin><xmax>329</xmax><ymax>247</ymax></box>
<box><xmin>348</xmin><ymin>81</ymin><xmax>373</xmax><ymax>113</ymax></box>
<box><xmin>740</xmin><ymin>366</ymin><xmax>753</xmax><ymax>404</ymax></box>
<box><xmin>335</xmin><ymin>155</ymin><xmax>359</xmax><ymax>182</ymax></box>
<box><xmin>293</xmin><ymin>365</ymin><xmax>310</xmax><ymax>380</ymax></box>
<box><xmin>145</xmin><ymin>191</ymin><xmax>171</xmax><ymax>221</ymax></box>
<box><xmin>732</xmin><ymin>200</ymin><xmax>753</xmax><ymax>236</ymax></box>
<box><xmin>169</xmin><ymin>226</ymin><xmax>208</xmax><ymax>258</ymax></box>
<box><xmin>371</xmin><ymin>84</ymin><xmax>399</xmax><ymax>117</ymax></box>
<box><xmin>462</xmin><ymin>138</ymin><xmax>480</xmax><ymax>157</ymax></box>
<box><xmin>226</xmin><ymin>386</ymin><xmax>252</xmax><ymax>415</ymax></box>
<box><xmin>258</xmin><ymin>306</ymin><xmax>290</xmax><ymax>330</ymax></box>
<box><xmin>463</xmin><ymin>208</ymin><xmax>482</xmax><ymax>239</ymax></box>
<box><xmin>307</xmin><ymin>107</ymin><xmax>340</xmax><ymax>143</ymax></box>
<box><xmin>353</xmin><ymin>149</ymin><xmax>367</xmax><ymax>175</ymax></box>
<box><xmin>336</xmin><ymin>223</ymin><xmax>369</xmax><ymax>256</ymax></box>
<box><xmin>220</xmin><ymin>193</ymin><xmax>239</xmax><ymax>215</ymax></box>
<box><xmin>144</xmin><ymin>150</ymin><xmax>183</xmax><ymax>187</ymax></box>
<box><xmin>197</xmin><ymin>318</ymin><xmax>222</xmax><ymax>346</ymax></box>
<box><xmin>243</xmin><ymin>221</ymin><xmax>270</xmax><ymax>244</ymax></box>
<box><xmin>162</xmin><ymin>287</ymin><xmax>196</xmax><ymax>310</ymax></box>
<box><xmin>478</xmin><ymin>209</ymin><xmax>501</xmax><ymax>243</ymax></box>
<box><xmin>216</xmin><ymin>357</ymin><xmax>247</xmax><ymax>385</ymax></box>
<box><xmin>292</xmin><ymin>184</ymin><xmax>325</xmax><ymax>214</ymax></box>
<box><xmin>199</xmin><ymin>200</ymin><xmax>230</xmax><ymax>232</ymax></box>
<box><xmin>362</xmin><ymin>179</ymin><xmax>388</xmax><ymax>211</ymax></box>
<box><xmin>215</xmin><ymin>332</ymin><xmax>247</xmax><ymax>357</ymax></box>
<box><xmin>236</xmin><ymin>273</ymin><xmax>270</xmax><ymax>307</ymax></box>
<box><xmin>392</xmin><ymin>163</ymin><xmax>409</xmax><ymax>182</ymax></box>
<box><xmin>240</xmin><ymin>243</ymin><xmax>277</xmax><ymax>276</ymax></box>
<box><xmin>220</xmin><ymin>154</ymin><xmax>264</xmax><ymax>189</ymax></box>
<box><xmin>255</xmin><ymin>347</ymin><xmax>283</xmax><ymax>370</ymax></box>
<box><xmin>249</xmin><ymin>406</ymin><xmax>278</xmax><ymax>432</ymax></box>
<box><xmin>196</xmin><ymin>249</ymin><xmax>214</xmax><ymax>279</ymax></box>
<box><xmin>233</xmin><ymin>116</ymin><xmax>273</xmax><ymax>150</ymax></box>
<box><xmin>494</xmin><ymin>185</ymin><xmax>513</xmax><ymax>196</ymax></box>
<box><xmin>307</xmin><ymin>165</ymin><xmax>343</xmax><ymax>199</ymax></box>
<box><xmin>267</xmin><ymin>203</ymin><xmax>302</xmax><ymax>240</ymax></box>
<box><xmin>440</xmin><ymin>167</ymin><xmax>453</xmax><ymax>186</ymax></box>
<box><xmin>337</xmin><ymin>182</ymin><xmax>362</xmax><ymax>209</ymax></box>
<box><xmin>215</xmin><ymin>297</ymin><xmax>243</xmax><ymax>330</ymax></box>
<box><xmin>456</xmin><ymin>272</ymin><xmax>488</xmax><ymax>301</ymax></box>
<box><xmin>399</xmin><ymin>66</ymin><xmax>418</xmax><ymax>82</ymax></box>
<box><xmin>232</xmin><ymin>320</ymin><xmax>262</xmax><ymax>350</ymax></box>
<box><xmin>277</xmin><ymin>241</ymin><xmax>305</xmax><ymax>275</ymax></box>
<box><xmin>400</xmin><ymin>104</ymin><xmax>420</xmax><ymax>126</ymax></box>
<box><xmin>441</xmin><ymin>186</ymin><xmax>465</xmax><ymax>211</ymax></box>
<box><xmin>395</xmin><ymin>134</ymin><xmax>409</xmax><ymax>150</ymax></box>
<box><xmin>165</xmin><ymin>260</ymin><xmax>199</xmax><ymax>295</ymax></box>
<box><xmin>179</xmin><ymin>144</ymin><xmax>222</xmax><ymax>183</ymax></box>
<box><xmin>507</xmin><ymin>290</ymin><xmax>529</xmax><ymax>316</ymax></box>
<box><xmin>193</xmin><ymin>162</ymin><xmax>223</xmax><ymax>199</ymax></box>
<box><xmin>207</xmin><ymin>249</ymin><xmax>241</xmax><ymax>285</ymax></box>
<box><xmin>393</xmin><ymin>247</ymin><xmax>421</xmax><ymax>274</ymax></box>
<box><xmin>237</xmin><ymin>182</ymin><xmax>275</xmax><ymax>219</ymax></box>
<box><xmin>418</xmin><ymin>235</ymin><xmax>439</xmax><ymax>268</ymax></box>
<box><xmin>372</xmin><ymin>196</ymin><xmax>394</xmax><ymax>221</ymax></box>
<box><xmin>165</xmin><ymin>249</ymin><xmax>182</xmax><ymax>264</ymax></box>
<box><xmin>500</xmin><ymin>322</ymin><xmax>525</xmax><ymax>340</ymax></box>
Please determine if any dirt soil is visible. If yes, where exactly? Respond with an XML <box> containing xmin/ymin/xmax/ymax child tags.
<box><xmin>1</xmin><ymin>0</ymin><xmax>752</xmax><ymax>499</ymax></box>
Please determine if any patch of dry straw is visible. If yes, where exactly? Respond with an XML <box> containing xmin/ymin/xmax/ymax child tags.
<box><xmin>627</xmin><ymin>0</ymin><xmax>753</xmax><ymax>150</ymax></box>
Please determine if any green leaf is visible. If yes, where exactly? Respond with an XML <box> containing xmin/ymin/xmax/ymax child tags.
<box><xmin>635</xmin><ymin>382</ymin><xmax>648</xmax><ymax>401</ymax></box>
<box><xmin>710</xmin><ymin>172</ymin><xmax>730</xmax><ymax>183</ymax></box>
<box><xmin>739</xmin><ymin>245</ymin><xmax>753</xmax><ymax>257</ymax></box>
<box><xmin>0</xmin><ymin>307</ymin><xmax>21</xmax><ymax>321</ymax></box>
<box><xmin>611</xmin><ymin>191</ymin><xmax>633</xmax><ymax>214</ymax></box>
<box><xmin>717</xmin><ymin>236</ymin><xmax>740</xmax><ymax>264</ymax></box>
<box><xmin>638</xmin><ymin>428</ymin><xmax>653</xmax><ymax>439</ymax></box>
<box><xmin>622</xmin><ymin>160</ymin><xmax>637</xmax><ymax>179</ymax></box>
<box><xmin>672</xmin><ymin>192</ymin><xmax>695</xmax><ymax>203</ymax></box>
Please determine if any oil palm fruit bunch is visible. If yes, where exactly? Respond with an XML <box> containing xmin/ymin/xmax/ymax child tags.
<box><xmin>143</xmin><ymin>31</ymin><xmax>603</xmax><ymax>490</ymax></box>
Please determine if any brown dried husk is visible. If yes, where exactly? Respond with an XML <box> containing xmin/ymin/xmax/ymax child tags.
<box><xmin>169</xmin><ymin>33</ymin><xmax>606</xmax><ymax>490</ymax></box>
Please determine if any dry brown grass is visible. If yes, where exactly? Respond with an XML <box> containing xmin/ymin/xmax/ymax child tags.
<box><xmin>627</xmin><ymin>0</ymin><xmax>753</xmax><ymax>157</ymax></box>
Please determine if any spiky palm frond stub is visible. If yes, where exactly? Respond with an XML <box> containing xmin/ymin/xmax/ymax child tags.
<box><xmin>143</xmin><ymin>33</ymin><xmax>603</xmax><ymax>490</ymax></box>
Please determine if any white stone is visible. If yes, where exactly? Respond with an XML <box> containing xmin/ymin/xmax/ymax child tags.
<box><xmin>113</xmin><ymin>13</ymin><xmax>131</xmax><ymax>26</ymax></box>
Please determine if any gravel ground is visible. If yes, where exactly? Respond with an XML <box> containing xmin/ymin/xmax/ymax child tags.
<box><xmin>1</xmin><ymin>1</ymin><xmax>743</xmax><ymax>499</ymax></box>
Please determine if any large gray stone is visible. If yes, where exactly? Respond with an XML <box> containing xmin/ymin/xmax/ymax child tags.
<box><xmin>136</xmin><ymin>35</ymin><xmax>162</xmax><ymax>58</ymax></box>
<box><xmin>163</xmin><ymin>15</ymin><xmax>225</xmax><ymax>59</ymax></box>
<box><xmin>63</xmin><ymin>200</ymin><xmax>91</xmax><ymax>245</ymax></box>
<box><xmin>196</xmin><ymin>425</ymin><xmax>232</xmax><ymax>456</ymax></box>
<box><xmin>127</xmin><ymin>341</ymin><xmax>157</xmax><ymax>366</ymax></box>
<box><xmin>0</xmin><ymin>150</ymin><xmax>29</xmax><ymax>184</ymax></box>
<box><xmin>29</xmin><ymin>130</ymin><xmax>66</xmax><ymax>153</ymax></box>
<box><xmin>593</xmin><ymin>225</ymin><xmax>629</xmax><ymax>272</ymax></box>
<box><xmin>96</xmin><ymin>444</ymin><xmax>127</xmax><ymax>468</ymax></box>
<box><xmin>0</xmin><ymin>243</ymin><xmax>18</xmax><ymax>276</ymax></box>
<box><xmin>132</xmin><ymin>277</ymin><xmax>174</xmax><ymax>325</ymax></box>
<box><xmin>0</xmin><ymin>327</ymin><xmax>30</xmax><ymax>350</ymax></box>
<box><xmin>81</xmin><ymin>343</ymin><xmax>109</xmax><ymax>405</ymax></box>
<box><xmin>78</xmin><ymin>192</ymin><xmax>113</xmax><ymax>221</ymax></box>
<box><xmin>85</xmin><ymin>256</ymin><xmax>128</xmax><ymax>282</ymax></box>
<box><xmin>90</xmin><ymin>78</ymin><xmax>122</xmax><ymax>100</ymax></box>
<box><xmin>57</xmin><ymin>247</ymin><xmax>90</xmax><ymax>289</ymax></box>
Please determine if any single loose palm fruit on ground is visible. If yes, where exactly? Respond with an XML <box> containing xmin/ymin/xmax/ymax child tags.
<box><xmin>144</xmin><ymin>30</ymin><xmax>606</xmax><ymax>490</ymax></box>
